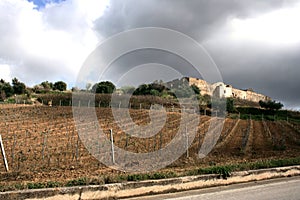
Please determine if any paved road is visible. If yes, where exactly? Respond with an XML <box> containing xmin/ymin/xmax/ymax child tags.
<box><xmin>126</xmin><ymin>176</ymin><xmax>300</xmax><ymax>200</ymax></box>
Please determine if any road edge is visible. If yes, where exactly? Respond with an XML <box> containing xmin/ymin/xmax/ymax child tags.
<box><xmin>1</xmin><ymin>165</ymin><xmax>300</xmax><ymax>200</ymax></box>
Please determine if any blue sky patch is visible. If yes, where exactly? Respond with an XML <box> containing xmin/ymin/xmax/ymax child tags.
<box><xmin>27</xmin><ymin>0</ymin><xmax>65</xmax><ymax>9</ymax></box>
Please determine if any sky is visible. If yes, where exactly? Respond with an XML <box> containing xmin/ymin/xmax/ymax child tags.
<box><xmin>0</xmin><ymin>0</ymin><xmax>300</xmax><ymax>109</ymax></box>
<box><xmin>27</xmin><ymin>0</ymin><xmax>65</xmax><ymax>8</ymax></box>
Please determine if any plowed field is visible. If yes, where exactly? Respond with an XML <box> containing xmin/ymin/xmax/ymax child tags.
<box><xmin>0</xmin><ymin>105</ymin><xmax>300</xmax><ymax>187</ymax></box>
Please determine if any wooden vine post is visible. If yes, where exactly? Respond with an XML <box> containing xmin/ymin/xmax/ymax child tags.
<box><xmin>185</xmin><ymin>125</ymin><xmax>189</xmax><ymax>158</ymax></box>
<box><xmin>110</xmin><ymin>129</ymin><xmax>115</xmax><ymax>164</ymax></box>
<box><xmin>0</xmin><ymin>135</ymin><xmax>9</xmax><ymax>172</ymax></box>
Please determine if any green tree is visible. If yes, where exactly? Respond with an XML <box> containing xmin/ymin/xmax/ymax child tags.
<box><xmin>0</xmin><ymin>79</ymin><xmax>14</xmax><ymax>100</ymax></box>
<box><xmin>53</xmin><ymin>81</ymin><xmax>67</xmax><ymax>91</ymax></box>
<box><xmin>0</xmin><ymin>79</ymin><xmax>13</xmax><ymax>99</ymax></box>
<box><xmin>170</xmin><ymin>83</ymin><xmax>199</xmax><ymax>98</ymax></box>
<box><xmin>0</xmin><ymin>90</ymin><xmax>5</xmax><ymax>101</ymax></box>
<box><xmin>199</xmin><ymin>94</ymin><xmax>211</xmax><ymax>107</ymax></box>
<box><xmin>133</xmin><ymin>84</ymin><xmax>150</xmax><ymax>95</ymax></box>
<box><xmin>150</xmin><ymin>89</ymin><xmax>160</xmax><ymax>96</ymax></box>
<box><xmin>41</xmin><ymin>81</ymin><xmax>53</xmax><ymax>90</ymax></box>
<box><xmin>259</xmin><ymin>100</ymin><xmax>266</xmax><ymax>108</ymax></box>
<box><xmin>33</xmin><ymin>81</ymin><xmax>54</xmax><ymax>93</ymax></box>
<box><xmin>272</xmin><ymin>101</ymin><xmax>284</xmax><ymax>110</ymax></box>
<box><xmin>259</xmin><ymin>100</ymin><xmax>283</xmax><ymax>110</ymax></box>
<box><xmin>12</xmin><ymin>78</ymin><xmax>26</xmax><ymax>95</ymax></box>
<box><xmin>92</xmin><ymin>81</ymin><xmax>116</xmax><ymax>94</ymax></box>
<box><xmin>226</xmin><ymin>98</ymin><xmax>235</xmax><ymax>113</ymax></box>
<box><xmin>190</xmin><ymin>84</ymin><xmax>200</xmax><ymax>95</ymax></box>
<box><xmin>133</xmin><ymin>82</ymin><xmax>168</xmax><ymax>96</ymax></box>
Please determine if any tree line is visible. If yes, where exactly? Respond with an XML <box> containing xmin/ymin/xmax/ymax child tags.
<box><xmin>259</xmin><ymin>100</ymin><xmax>283</xmax><ymax>111</ymax></box>
<box><xmin>84</xmin><ymin>80</ymin><xmax>201</xmax><ymax>98</ymax></box>
<box><xmin>0</xmin><ymin>78</ymin><xmax>284</xmax><ymax>112</ymax></box>
<box><xmin>0</xmin><ymin>78</ymin><xmax>67</xmax><ymax>101</ymax></box>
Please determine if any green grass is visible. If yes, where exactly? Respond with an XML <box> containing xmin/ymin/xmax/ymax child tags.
<box><xmin>186</xmin><ymin>157</ymin><xmax>300</xmax><ymax>178</ymax></box>
<box><xmin>65</xmin><ymin>177</ymin><xmax>88</xmax><ymax>187</ymax></box>
<box><xmin>228</xmin><ymin>113</ymin><xmax>300</xmax><ymax>123</ymax></box>
<box><xmin>233</xmin><ymin>107</ymin><xmax>300</xmax><ymax>122</ymax></box>
<box><xmin>187</xmin><ymin>165</ymin><xmax>233</xmax><ymax>179</ymax></box>
<box><xmin>0</xmin><ymin>157</ymin><xmax>300</xmax><ymax>192</ymax></box>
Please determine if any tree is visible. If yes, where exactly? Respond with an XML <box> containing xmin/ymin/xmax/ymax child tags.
<box><xmin>190</xmin><ymin>84</ymin><xmax>200</xmax><ymax>95</ymax></box>
<box><xmin>272</xmin><ymin>101</ymin><xmax>284</xmax><ymax>110</ymax></box>
<box><xmin>150</xmin><ymin>89</ymin><xmax>160</xmax><ymax>96</ymax></box>
<box><xmin>170</xmin><ymin>83</ymin><xmax>200</xmax><ymax>98</ymax></box>
<box><xmin>12</xmin><ymin>78</ymin><xmax>26</xmax><ymax>95</ymax></box>
<box><xmin>41</xmin><ymin>81</ymin><xmax>53</xmax><ymax>90</ymax></box>
<box><xmin>133</xmin><ymin>84</ymin><xmax>150</xmax><ymax>95</ymax></box>
<box><xmin>133</xmin><ymin>81</ymin><xmax>200</xmax><ymax>98</ymax></box>
<box><xmin>33</xmin><ymin>81</ymin><xmax>54</xmax><ymax>93</ymax></box>
<box><xmin>92</xmin><ymin>81</ymin><xmax>116</xmax><ymax>94</ymax></box>
<box><xmin>0</xmin><ymin>90</ymin><xmax>6</xmax><ymax>101</ymax></box>
<box><xmin>226</xmin><ymin>98</ymin><xmax>235</xmax><ymax>113</ymax></box>
<box><xmin>259</xmin><ymin>100</ymin><xmax>267</xmax><ymax>108</ymax></box>
<box><xmin>133</xmin><ymin>82</ymin><xmax>169</xmax><ymax>96</ymax></box>
<box><xmin>199</xmin><ymin>94</ymin><xmax>211</xmax><ymax>107</ymax></box>
<box><xmin>259</xmin><ymin>100</ymin><xmax>283</xmax><ymax>110</ymax></box>
<box><xmin>0</xmin><ymin>79</ymin><xmax>14</xmax><ymax>100</ymax></box>
<box><xmin>53</xmin><ymin>81</ymin><xmax>67</xmax><ymax>91</ymax></box>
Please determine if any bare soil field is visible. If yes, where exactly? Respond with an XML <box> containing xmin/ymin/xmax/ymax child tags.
<box><xmin>0</xmin><ymin>105</ymin><xmax>300</xmax><ymax>189</ymax></box>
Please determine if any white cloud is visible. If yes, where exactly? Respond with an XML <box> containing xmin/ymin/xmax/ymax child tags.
<box><xmin>0</xmin><ymin>0</ymin><xmax>109</xmax><ymax>87</ymax></box>
<box><xmin>0</xmin><ymin>64</ymin><xmax>12</xmax><ymax>82</ymax></box>
<box><xmin>229</xmin><ymin>3</ymin><xmax>300</xmax><ymax>46</ymax></box>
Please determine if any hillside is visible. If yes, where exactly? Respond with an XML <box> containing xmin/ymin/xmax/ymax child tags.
<box><xmin>0</xmin><ymin>105</ymin><xmax>300</xmax><ymax>191</ymax></box>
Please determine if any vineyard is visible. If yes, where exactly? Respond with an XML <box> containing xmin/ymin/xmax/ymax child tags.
<box><xmin>0</xmin><ymin>104</ymin><xmax>300</xmax><ymax>189</ymax></box>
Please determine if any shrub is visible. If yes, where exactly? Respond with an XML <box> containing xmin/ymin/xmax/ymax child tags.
<box><xmin>27</xmin><ymin>182</ymin><xmax>45</xmax><ymax>189</ymax></box>
<box><xmin>65</xmin><ymin>177</ymin><xmax>87</xmax><ymax>187</ymax></box>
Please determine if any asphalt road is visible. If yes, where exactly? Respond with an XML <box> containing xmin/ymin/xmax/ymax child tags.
<box><xmin>125</xmin><ymin>176</ymin><xmax>300</xmax><ymax>200</ymax></box>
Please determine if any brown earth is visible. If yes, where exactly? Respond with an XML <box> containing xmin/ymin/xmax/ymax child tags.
<box><xmin>0</xmin><ymin>105</ymin><xmax>300</xmax><ymax>189</ymax></box>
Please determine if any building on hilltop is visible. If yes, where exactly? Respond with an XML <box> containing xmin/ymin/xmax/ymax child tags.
<box><xmin>183</xmin><ymin>77</ymin><xmax>271</xmax><ymax>102</ymax></box>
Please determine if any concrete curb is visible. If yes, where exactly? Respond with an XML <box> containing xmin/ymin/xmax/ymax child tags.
<box><xmin>1</xmin><ymin>165</ymin><xmax>300</xmax><ymax>200</ymax></box>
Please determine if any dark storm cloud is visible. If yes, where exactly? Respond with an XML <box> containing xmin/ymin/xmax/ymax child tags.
<box><xmin>101</xmin><ymin>49</ymin><xmax>196</xmax><ymax>84</ymax></box>
<box><xmin>95</xmin><ymin>0</ymin><xmax>297</xmax><ymax>40</ymax></box>
<box><xmin>94</xmin><ymin>0</ymin><xmax>300</xmax><ymax>109</ymax></box>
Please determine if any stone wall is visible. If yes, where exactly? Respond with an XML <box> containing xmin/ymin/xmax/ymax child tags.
<box><xmin>246</xmin><ymin>90</ymin><xmax>271</xmax><ymax>102</ymax></box>
<box><xmin>187</xmin><ymin>77</ymin><xmax>211</xmax><ymax>96</ymax></box>
<box><xmin>232</xmin><ymin>88</ymin><xmax>247</xmax><ymax>100</ymax></box>
<box><xmin>187</xmin><ymin>77</ymin><xmax>270</xmax><ymax>103</ymax></box>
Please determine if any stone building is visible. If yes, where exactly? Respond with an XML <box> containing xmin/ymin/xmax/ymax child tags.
<box><xmin>185</xmin><ymin>77</ymin><xmax>270</xmax><ymax>102</ymax></box>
